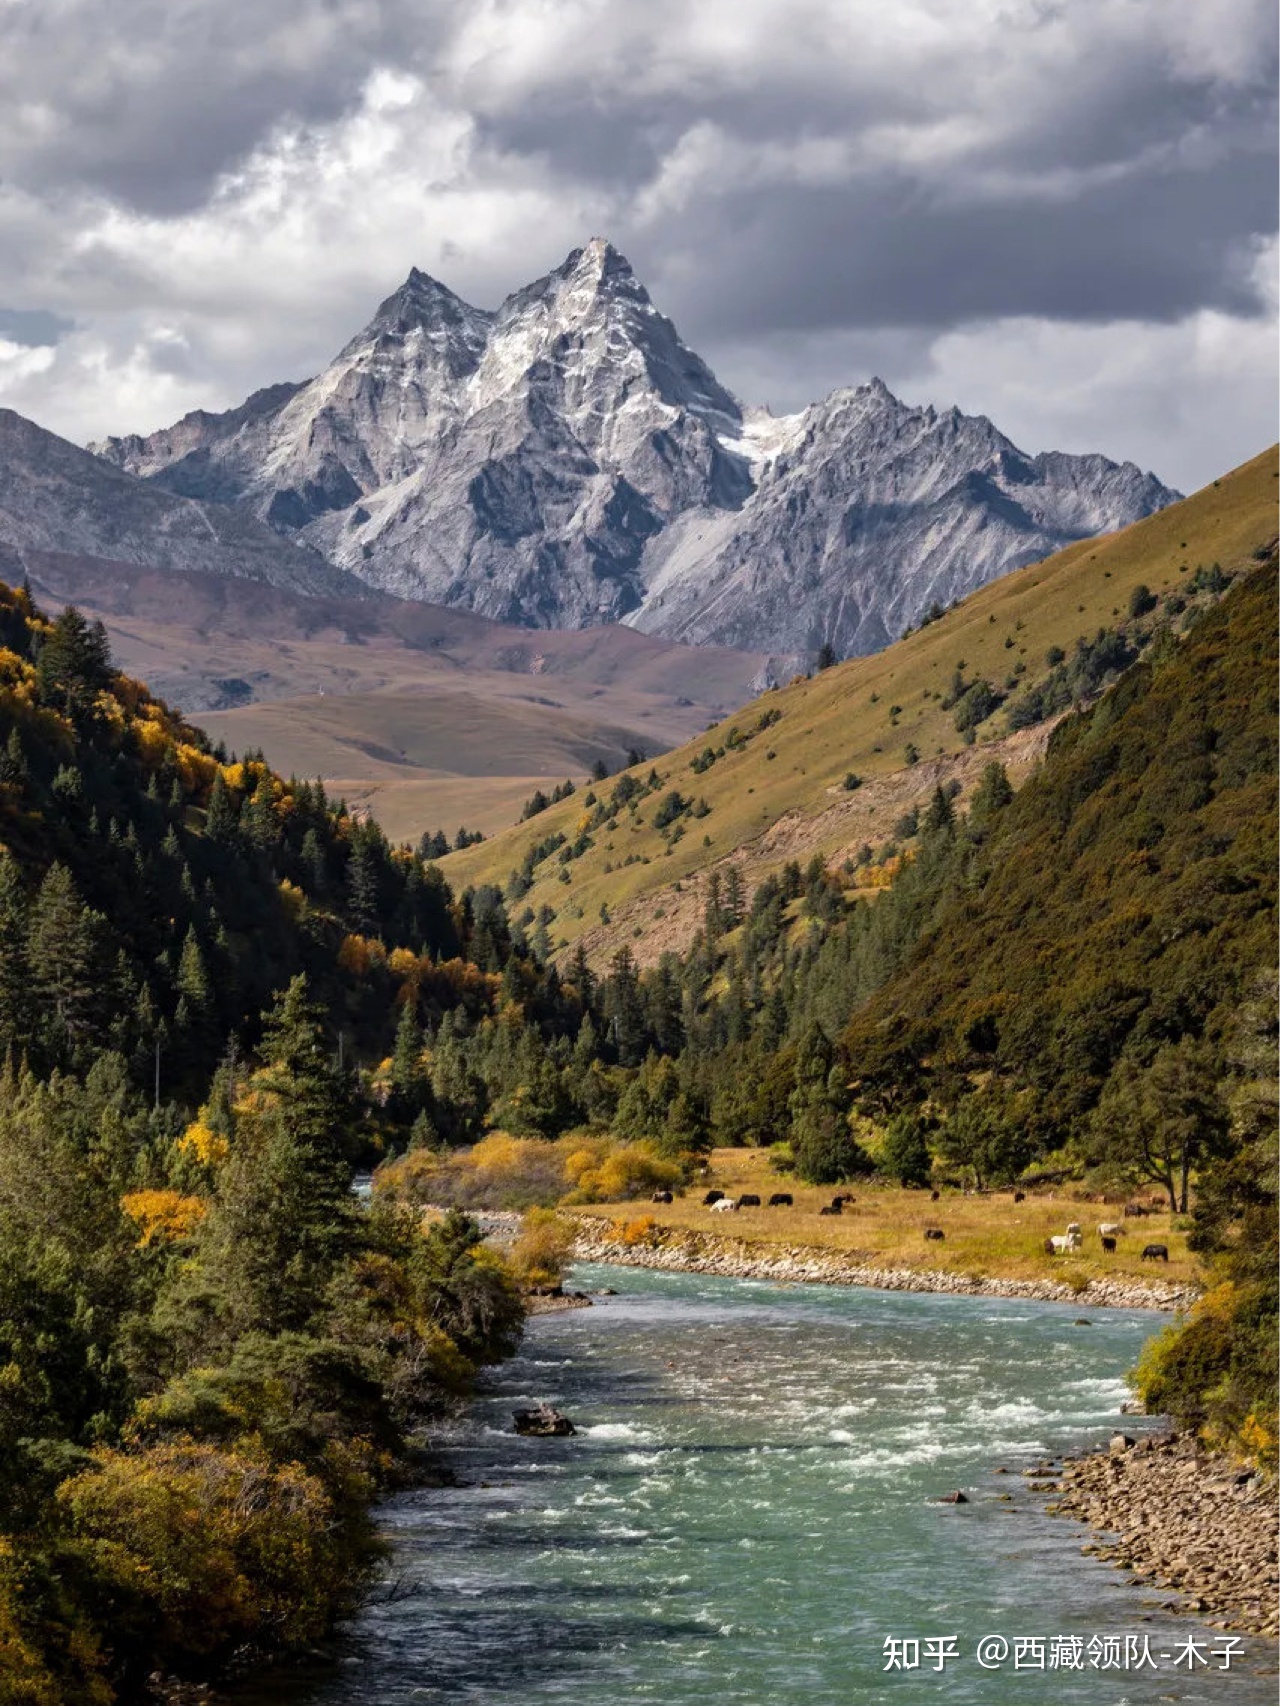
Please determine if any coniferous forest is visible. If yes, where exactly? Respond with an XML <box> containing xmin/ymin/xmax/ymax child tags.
<box><xmin>0</xmin><ymin>555</ymin><xmax>1274</xmax><ymax>1699</ymax></box>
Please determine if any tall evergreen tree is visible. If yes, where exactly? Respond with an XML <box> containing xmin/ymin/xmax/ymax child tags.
<box><xmin>26</xmin><ymin>863</ymin><xmax>107</xmax><ymax>1053</ymax></box>
<box><xmin>788</xmin><ymin>1024</ymin><xmax>870</xmax><ymax>1184</ymax></box>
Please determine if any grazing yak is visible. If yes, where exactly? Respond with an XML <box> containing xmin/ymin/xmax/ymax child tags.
<box><xmin>819</xmin><ymin>1204</ymin><xmax>841</xmax><ymax>1216</ymax></box>
<box><xmin>709</xmin><ymin>1196</ymin><xmax>738</xmax><ymax>1213</ymax></box>
<box><xmin>1123</xmin><ymin>1203</ymin><xmax>1149</xmax><ymax>1218</ymax></box>
<box><xmin>738</xmin><ymin>1194</ymin><xmax>761</xmax><ymax>1208</ymax></box>
<box><xmin>651</xmin><ymin>1190</ymin><xmax>674</xmax><ymax>1204</ymax></box>
<box><xmin>1012</xmin><ymin>1190</ymin><xmax>1026</xmax><ymax>1203</ymax></box>
<box><xmin>1097</xmin><ymin>1222</ymin><xmax>1123</xmax><ymax>1238</ymax></box>
<box><xmin>1100</xmin><ymin>1235</ymin><xmax>1117</xmax><ymax>1253</ymax></box>
<box><xmin>1046</xmin><ymin>1232</ymin><xmax>1083</xmax><ymax>1255</ymax></box>
<box><xmin>768</xmin><ymin>1193</ymin><xmax>793</xmax><ymax>1207</ymax></box>
<box><xmin>924</xmin><ymin>1228</ymin><xmax>945</xmax><ymax>1242</ymax></box>
<box><xmin>1141</xmin><ymin>1243</ymin><xmax>1169</xmax><ymax>1262</ymax></box>
<box><xmin>702</xmin><ymin>1190</ymin><xmax>725</xmax><ymax>1206</ymax></box>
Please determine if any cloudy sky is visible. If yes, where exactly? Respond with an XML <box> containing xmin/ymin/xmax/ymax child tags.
<box><xmin>0</xmin><ymin>0</ymin><xmax>1274</xmax><ymax>492</ymax></box>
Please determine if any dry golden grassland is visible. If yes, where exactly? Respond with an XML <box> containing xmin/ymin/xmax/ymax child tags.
<box><xmin>580</xmin><ymin>1146</ymin><xmax>1196</xmax><ymax>1288</ymax></box>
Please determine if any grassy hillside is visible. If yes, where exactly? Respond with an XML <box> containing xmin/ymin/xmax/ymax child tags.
<box><xmin>442</xmin><ymin>446</ymin><xmax>1277</xmax><ymax>961</ymax></box>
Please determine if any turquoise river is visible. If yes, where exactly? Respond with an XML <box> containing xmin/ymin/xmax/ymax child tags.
<box><xmin>242</xmin><ymin>1264</ymin><xmax>1276</xmax><ymax>1705</ymax></box>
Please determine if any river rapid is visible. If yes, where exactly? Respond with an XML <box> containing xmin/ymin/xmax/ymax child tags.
<box><xmin>241</xmin><ymin>1264</ymin><xmax>1275</xmax><ymax>1705</ymax></box>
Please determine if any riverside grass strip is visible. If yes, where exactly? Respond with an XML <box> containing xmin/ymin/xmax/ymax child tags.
<box><xmin>575</xmin><ymin>1146</ymin><xmax>1199</xmax><ymax>1294</ymax></box>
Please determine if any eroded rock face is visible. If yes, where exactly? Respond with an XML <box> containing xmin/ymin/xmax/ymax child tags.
<box><xmin>94</xmin><ymin>241</ymin><xmax>1179</xmax><ymax>656</ymax></box>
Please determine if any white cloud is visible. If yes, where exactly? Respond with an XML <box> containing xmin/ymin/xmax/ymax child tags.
<box><xmin>0</xmin><ymin>0</ymin><xmax>1271</xmax><ymax>484</ymax></box>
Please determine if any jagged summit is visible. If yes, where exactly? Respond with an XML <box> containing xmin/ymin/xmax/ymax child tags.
<box><xmin>339</xmin><ymin>266</ymin><xmax>492</xmax><ymax>374</ymax></box>
<box><xmin>561</xmin><ymin>236</ymin><xmax>637</xmax><ymax>283</ymax></box>
<box><xmin>92</xmin><ymin>244</ymin><xmax>1179</xmax><ymax>654</ymax></box>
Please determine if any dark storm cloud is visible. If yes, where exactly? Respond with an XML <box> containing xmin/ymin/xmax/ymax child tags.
<box><xmin>649</xmin><ymin>140</ymin><xmax>1277</xmax><ymax>345</ymax></box>
<box><xmin>465</xmin><ymin>15</ymin><xmax>1277</xmax><ymax>337</ymax></box>
<box><xmin>0</xmin><ymin>309</ymin><xmax>74</xmax><ymax>347</ymax></box>
<box><xmin>0</xmin><ymin>0</ymin><xmax>456</xmax><ymax>214</ymax></box>
<box><xmin>0</xmin><ymin>0</ymin><xmax>1273</xmax><ymax>487</ymax></box>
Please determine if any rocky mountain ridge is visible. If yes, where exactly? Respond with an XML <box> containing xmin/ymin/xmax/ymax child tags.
<box><xmin>94</xmin><ymin>239</ymin><xmax>1180</xmax><ymax>656</ymax></box>
<box><xmin>0</xmin><ymin>406</ymin><xmax>363</xmax><ymax>599</ymax></box>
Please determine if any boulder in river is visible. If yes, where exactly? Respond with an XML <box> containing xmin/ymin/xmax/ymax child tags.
<box><xmin>936</xmin><ymin>1490</ymin><xmax>970</xmax><ymax>1504</ymax></box>
<box><xmin>513</xmin><ymin>1404</ymin><xmax>577</xmax><ymax>1437</ymax></box>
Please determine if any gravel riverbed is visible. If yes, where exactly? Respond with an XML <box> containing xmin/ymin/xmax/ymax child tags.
<box><xmin>569</xmin><ymin>1223</ymin><xmax>1200</xmax><ymax>1312</ymax></box>
<box><xmin>1041</xmin><ymin>1432</ymin><xmax>1279</xmax><ymax>1640</ymax></box>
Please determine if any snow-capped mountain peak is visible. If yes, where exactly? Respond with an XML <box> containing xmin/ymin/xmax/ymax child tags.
<box><xmin>92</xmin><ymin>243</ymin><xmax>1179</xmax><ymax>653</ymax></box>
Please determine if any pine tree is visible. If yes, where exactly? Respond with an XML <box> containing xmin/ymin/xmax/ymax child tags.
<box><xmin>346</xmin><ymin>828</ymin><xmax>384</xmax><ymax>936</ymax></box>
<box><xmin>242</xmin><ymin>771</ymin><xmax>278</xmax><ymax>858</ymax></box>
<box><xmin>723</xmin><ymin>866</ymin><xmax>745</xmax><ymax>930</ymax></box>
<box><xmin>299</xmin><ymin>828</ymin><xmax>328</xmax><ymax>897</ymax></box>
<box><xmin>389</xmin><ymin>996</ymin><xmax>427</xmax><ymax>1119</ymax></box>
<box><xmin>0</xmin><ymin>852</ymin><xmax>29</xmax><ymax>1051</ymax></box>
<box><xmin>186</xmin><ymin>976</ymin><xmax>359</xmax><ymax>1341</ymax></box>
<box><xmin>0</xmin><ymin>726</ymin><xmax>27</xmax><ymax>788</ymax></box>
<box><xmin>788</xmin><ymin>1024</ymin><xmax>870</xmax><ymax>1184</ymax></box>
<box><xmin>923</xmin><ymin>785</ymin><xmax>955</xmax><ymax>836</ymax></box>
<box><xmin>205</xmin><ymin>770</ymin><xmax>239</xmax><ymax>843</ymax></box>
<box><xmin>603</xmin><ymin>945</ymin><xmax>647</xmax><ymax>1066</ymax></box>
<box><xmin>35</xmin><ymin>606</ymin><xmax>113</xmax><ymax>719</ymax></box>
<box><xmin>970</xmin><ymin>761</ymin><xmax>1013</xmax><ymax>828</ymax></box>
<box><xmin>176</xmin><ymin>926</ymin><xmax>213</xmax><ymax>1017</ymax></box>
<box><xmin>26</xmin><ymin>863</ymin><xmax>107</xmax><ymax>1051</ymax></box>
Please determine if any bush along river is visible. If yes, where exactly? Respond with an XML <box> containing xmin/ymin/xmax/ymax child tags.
<box><xmin>237</xmin><ymin>1265</ymin><xmax>1276</xmax><ymax>1705</ymax></box>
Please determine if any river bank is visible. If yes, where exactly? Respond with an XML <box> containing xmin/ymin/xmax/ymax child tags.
<box><xmin>570</xmin><ymin>1222</ymin><xmax>1200</xmax><ymax>1312</ymax></box>
<box><xmin>1039</xmin><ymin>1432</ymin><xmax>1279</xmax><ymax>1640</ymax></box>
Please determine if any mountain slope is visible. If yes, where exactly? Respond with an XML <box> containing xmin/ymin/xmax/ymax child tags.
<box><xmin>93</xmin><ymin>241</ymin><xmax>1178</xmax><ymax>655</ymax></box>
<box><xmin>842</xmin><ymin>554</ymin><xmax>1277</xmax><ymax>1111</ymax></box>
<box><xmin>0</xmin><ymin>407</ymin><xmax>363</xmax><ymax>598</ymax></box>
<box><xmin>439</xmin><ymin>445</ymin><xmax>1277</xmax><ymax>962</ymax></box>
<box><xmin>10</xmin><ymin>546</ymin><xmax>769</xmax><ymax>844</ymax></box>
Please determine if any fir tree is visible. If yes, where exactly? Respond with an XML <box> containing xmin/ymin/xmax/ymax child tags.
<box><xmin>35</xmin><ymin>606</ymin><xmax>113</xmax><ymax>719</ymax></box>
<box><xmin>389</xmin><ymin>996</ymin><xmax>427</xmax><ymax>1120</ymax></box>
<box><xmin>204</xmin><ymin>770</ymin><xmax>239</xmax><ymax>843</ymax></box>
<box><xmin>788</xmin><ymin>1024</ymin><xmax>870</xmax><ymax>1184</ymax></box>
<box><xmin>0</xmin><ymin>726</ymin><xmax>27</xmax><ymax>788</ymax></box>
<box><xmin>26</xmin><ymin>863</ymin><xmax>107</xmax><ymax>1052</ymax></box>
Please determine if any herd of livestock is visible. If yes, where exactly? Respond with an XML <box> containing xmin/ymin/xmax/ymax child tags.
<box><xmin>644</xmin><ymin>1187</ymin><xmax>1171</xmax><ymax>1261</ymax></box>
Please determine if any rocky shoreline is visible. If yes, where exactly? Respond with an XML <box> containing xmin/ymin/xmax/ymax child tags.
<box><xmin>569</xmin><ymin>1223</ymin><xmax>1199</xmax><ymax>1312</ymax></box>
<box><xmin>1036</xmin><ymin>1433</ymin><xmax>1278</xmax><ymax>1640</ymax></box>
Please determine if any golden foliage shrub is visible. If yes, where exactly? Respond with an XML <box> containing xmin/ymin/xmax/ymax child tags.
<box><xmin>612</xmin><ymin>1213</ymin><xmax>662</xmax><ymax>1247</ymax></box>
<box><xmin>337</xmin><ymin>934</ymin><xmax>387</xmax><ymax>977</ymax></box>
<box><xmin>57</xmin><ymin>1443</ymin><xmax>348</xmax><ymax>1663</ymax></box>
<box><xmin>119</xmin><ymin>1190</ymin><xmax>207</xmax><ymax>1247</ymax></box>
<box><xmin>0</xmin><ymin>1537</ymin><xmax>109</xmax><ymax>1706</ymax></box>
<box><xmin>508</xmin><ymin>1209</ymin><xmax>576</xmax><ymax>1289</ymax></box>
<box><xmin>566</xmin><ymin>1143</ymin><xmax>682</xmax><ymax>1204</ymax></box>
<box><xmin>377</xmin><ymin>1132</ymin><xmax>682</xmax><ymax>1212</ymax></box>
<box><xmin>277</xmin><ymin>879</ymin><xmax>307</xmax><ymax>923</ymax></box>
